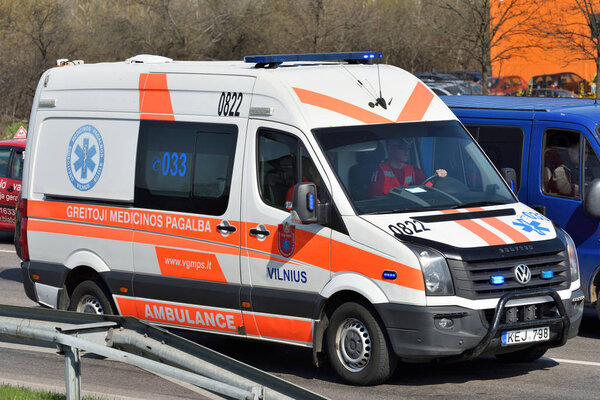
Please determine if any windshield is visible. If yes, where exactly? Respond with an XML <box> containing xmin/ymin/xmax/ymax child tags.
<box><xmin>313</xmin><ymin>120</ymin><xmax>516</xmax><ymax>214</ymax></box>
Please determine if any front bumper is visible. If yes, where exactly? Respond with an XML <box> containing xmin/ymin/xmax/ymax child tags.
<box><xmin>375</xmin><ymin>288</ymin><xmax>584</xmax><ymax>362</ymax></box>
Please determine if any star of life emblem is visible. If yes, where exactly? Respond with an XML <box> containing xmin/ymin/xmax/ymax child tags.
<box><xmin>66</xmin><ymin>125</ymin><xmax>104</xmax><ymax>191</ymax></box>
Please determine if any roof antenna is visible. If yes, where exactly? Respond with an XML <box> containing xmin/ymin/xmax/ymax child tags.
<box><xmin>373</xmin><ymin>63</ymin><xmax>387</xmax><ymax>109</ymax></box>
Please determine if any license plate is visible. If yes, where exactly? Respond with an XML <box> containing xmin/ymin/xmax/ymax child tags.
<box><xmin>501</xmin><ymin>326</ymin><xmax>550</xmax><ymax>346</ymax></box>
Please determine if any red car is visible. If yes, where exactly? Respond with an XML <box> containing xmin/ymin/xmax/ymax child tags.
<box><xmin>0</xmin><ymin>139</ymin><xmax>25</xmax><ymax>231</ymax></box>
<box><xmin>529</xmin><ymin>72</ymin><xmax>591</xmax><ymax>94</ymax></box>
<box><xmin>488</xmin><ymin>75</ymin><xmax>527</xmax><ymax>95</ymax></box>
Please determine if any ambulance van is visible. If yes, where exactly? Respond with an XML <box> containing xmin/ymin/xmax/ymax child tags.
<box><xmin>18</xmin><ymin>52</ymin><xmax>583</xmax><ymax>385</ymax></box>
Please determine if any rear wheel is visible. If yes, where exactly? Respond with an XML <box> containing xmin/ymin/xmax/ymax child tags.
<box><xmin>495</xmin><ymin>346</ymin><xmax>547</xmax><ymax>363</ymax></box>
<box><xmin>326</xmin><ymin>301</ymin><xmax>396</xmax><ymax>385</ymax></box>
<box><xmin>68</xmin><ymin>280</ymin><xmax>114</xmax><ymax>315</ymax></box>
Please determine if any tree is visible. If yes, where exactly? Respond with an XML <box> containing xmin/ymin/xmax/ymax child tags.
<box><xmin>442</xmin><ymin>0</ymin><xmax>543</xmax><ymax>94</ymax></box>
<box><xmin>536</xmin><ymin>0</ymin><xmax>600</xmax><ymax>98</ymax></box>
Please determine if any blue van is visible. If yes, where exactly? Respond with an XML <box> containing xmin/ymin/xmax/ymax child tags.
<box><xmin>443</xmin><ymin>95</ymin><xmax>600</xmax><ymax>319</ymax></box>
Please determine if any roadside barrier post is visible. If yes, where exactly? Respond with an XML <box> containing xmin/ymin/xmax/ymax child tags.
<box><xmin>61</xmin><ymin>344</ymin><xmax>81</xmax><ymax>400</ymax></box>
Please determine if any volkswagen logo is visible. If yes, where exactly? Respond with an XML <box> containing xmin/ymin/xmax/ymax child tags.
<box><xmin>514</xmin><ymin>264</ymin><xmax>531</xmax><ymax>284</ymax></box>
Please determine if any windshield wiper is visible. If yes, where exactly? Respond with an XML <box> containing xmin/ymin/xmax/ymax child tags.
<box><xmin>451</xmin><ymin>201</ymin><xmax>510</xmax><ymax>209</ymax></box>
<box><xmin>363</xmin><ymin>207</ymin><xmax>454</xmax><ymax>215</ymax></box>
<box><xmin>362</xmin><ymin>209</ymin><xmax>410</xmax><ymax>215</ymax></box>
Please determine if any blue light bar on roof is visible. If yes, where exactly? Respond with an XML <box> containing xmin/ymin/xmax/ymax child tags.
<box><xmin>244</xmin><ymin>51</ymin><xmax>382</xmax><ymax>65</ymax></box>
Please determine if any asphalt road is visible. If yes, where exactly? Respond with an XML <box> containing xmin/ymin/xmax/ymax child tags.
<box><xmin>1</xmin><ymin>232</ymin><xmax>599</xmax><ymax>400</ymax></box>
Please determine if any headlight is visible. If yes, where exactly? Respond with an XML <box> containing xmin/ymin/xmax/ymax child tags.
<box><xmin>408</xmin><ymin>244</ymin><xmax>454</xmax><ymax>296</ymax></box>
<box><xmin>564</xmin><ymin>231</ymin><xmax>579</xmax><ymax>282</ymax></box>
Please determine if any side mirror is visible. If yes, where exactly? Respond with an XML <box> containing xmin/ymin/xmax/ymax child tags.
<box><xmin>584</xmin><ymin>178</ymin><xmax>600</xmax><ymax>218</ymax></box>
<box><xmin>291</xmin><ymin>182</ymin><xmax>330</xmax><ymax>225</ymax></box>
<box><xmin>500</xmin><ymin>167</ymin><xmax>517</xmax><ymax>192</ymax></box>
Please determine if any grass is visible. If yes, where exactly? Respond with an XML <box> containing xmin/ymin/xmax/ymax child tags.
<box><xmin>0</xmin><ymin>385</ymin><xmax>105</xmax><ymax>400</ymax></box>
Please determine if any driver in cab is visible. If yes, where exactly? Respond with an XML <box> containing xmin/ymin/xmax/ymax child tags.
<box><xmin>370</xmin><ymin>138</ymin><xmax>447</xmax><ymax>197</ymax></box>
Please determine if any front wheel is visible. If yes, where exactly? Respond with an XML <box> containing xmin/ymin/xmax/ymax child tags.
<box><xmin>596</xmin><ymin>290</ymin><xmax>600</xmax><ymax>320</ymax></box>
<box><xmin>68</xmin><ymin>280</ymin><xmax>114</xmax><ymax>315</ymax></box>
<box><xmin>495</xmin><ymin>346</ymin><xmax>547</xmax><ymax>363</ymax></box>
<box><xmin>326</xmin><ymin>301</ymin><xmax>396</xmax><ymax>385</ymax></box>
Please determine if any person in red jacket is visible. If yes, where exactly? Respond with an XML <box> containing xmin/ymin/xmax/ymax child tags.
<box><xmin>370</xmin><ymin>138</ymin><xmax>447</xmax><ymax>197</ymax></box>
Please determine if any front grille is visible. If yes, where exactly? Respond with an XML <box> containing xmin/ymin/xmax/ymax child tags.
<box><xmin>448</xmin><ymin>251</ymin><xmax>570</xmax><ymax>300</ymax></box>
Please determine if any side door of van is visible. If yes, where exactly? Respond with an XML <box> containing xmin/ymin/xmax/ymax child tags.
<box><xmin>241</xmin><ymin>120</ymin><xmax>332</xmax><ymax>346</ymax></box>
<box><xmin>128</xmin><ymin>117</ymin><xmax>246</xmax><ymax>335</ymax></box>
<box><xmin>458</xmin><ymin>118</ymin><xmax>532</xmax><ymax>202</ymax></box>
<box><xmin>528</xmin><ymin>121</ymin><xmax>600</xmax><ymax>300</ymax></box>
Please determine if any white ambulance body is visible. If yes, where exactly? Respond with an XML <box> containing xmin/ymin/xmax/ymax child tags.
<box><xmin>19</xmin><ymin>52</ymin><xmax>583</xmax><ymax>385</ymax></box>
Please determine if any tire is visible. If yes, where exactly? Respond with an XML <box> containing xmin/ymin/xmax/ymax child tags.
<box><xmin>495</xmin><ymin>346</ymin><xmax>547</xmax><ymax>363</ymax></box>
<box><xmin>326</xmin><ymin>301</ymin><xmax>397</xmax><ymax>385</ymax></box>
<box><xmin>596</xmin><ymin>289</ymin><xmax>600</xmax><ymax>320</ymax></box>
<box><xmin>68</xmin><ymin>280</ymin><xmax>114</xmax><ymax>315</ymax></box>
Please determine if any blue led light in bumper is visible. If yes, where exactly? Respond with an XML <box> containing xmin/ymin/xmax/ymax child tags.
<box><xmin>541</xmin><ymin>270</ymin><xmax>554</xmax><ymax>279</ymax></box>
<box><xmin>490</xmin><ymin>275</ymin><xmax>505</xmax><ymax>285</ymax></box>
<box><xmin>382</xmin><ymin>271</ymin><xmax>397</xmax><ymax>280</ymax></box>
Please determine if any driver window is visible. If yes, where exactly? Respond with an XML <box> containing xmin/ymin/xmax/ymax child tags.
<box><xmin>542</xmin><ymin>129</ymin><xmax>581</xmax><ymax>199</ymax></box>
<box><xmin>257</xmin><ymin>128</ymin><xmax>325</xmax><ymax>210</ymax></box>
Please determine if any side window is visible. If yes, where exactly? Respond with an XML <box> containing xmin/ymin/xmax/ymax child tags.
<box><xmin>467</xmin><ymin>125</ymin><xmax>524</xmax><ymax>191</ymax></box>
<box><xmin>583</xmin><ymin>137</ymin><xmax>600</xmax><ymax>196</ymax></box>
<box><xmin>10</xmin><ymin>149</ymin><xmax>24</xmax><ymax>180</ymax></box>
<box><xmin>0</xmin><ymin>147</ymin><xmax>11</xmax><ymax>178</ymax></box>
<box><xmin>135</xmin><ymin>120</ymin><xmax>238</xmax><ymax>215</ymax></box>
<box><xmin>542</xmin><ymin>129</ymin><xmax>581</xmax><ymax>199</ymax></box>
<box><xmin>257</xmin><ymin>129</ymin><xmax>324</xmax><ymax>211</ymax></box>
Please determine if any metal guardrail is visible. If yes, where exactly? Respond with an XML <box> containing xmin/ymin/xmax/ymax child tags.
<box><xmin>0</xmin><ymin>304</ymin><xmax>328</xmax><ymax>400</ymax></box>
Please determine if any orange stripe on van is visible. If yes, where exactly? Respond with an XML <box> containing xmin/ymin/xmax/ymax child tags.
<box><xmin>28</xmin><ymin>219</ymin><xmax>132</xmax><ymax>242</ymax></box>
<box><xmin>244</xmin><ymin>224</ymin><xmax>330</xmax><ymax>269</ymax></box>
<box><xmin>331</xmin><ymin>240</ymin><xmax>425</xmax><ymax>291</ymax></box>
<box><xmin>139</xmin><ymin>73</ymin><xmax>175</xmax><ymax>121</ymax></box>
<box><xmin>242</xmin><ymin>313</ymin><xmax>260</xmax><ymax>336</ymax></box>
<box><xmin>252</xmin><ymin>314</ymin><xmax>313</xmax><ymax>343</ymax></box>
<box><xmin>465</xmin><ymin>207</ymin><xmax>530</xmax><ymax>244</ymax></box>
<box><xmin>396</xmin><ymin>82</ymin><xmax>434</xmax><ymax>122</ymax></box>
<box><xmin>440</xmin><ymin>209</ymin><xmax>506</xmax><ymax>246</ymax></box>
<box><xmin>244</xmin><ymin>222</ymin><xmax>424</xmax><ymax>291</ymax></box>
<box><xmin>28</xmin><ymin>200</ymin><xmax>239</xmax><ymax>247</ymax></box>
<box><xmin>293</xmin><ymin>87</ymin><xmax>393</xmax><ymax>124</ymax></box>
<box><xmin>114</xmin><ymin>296</ymin><xmax>139</xmax><ymax>317</ymax></box>
<box><xmin>481</xmin><ymin>217</ymin><xmax>530</xmax><ymax>243</ymax></box>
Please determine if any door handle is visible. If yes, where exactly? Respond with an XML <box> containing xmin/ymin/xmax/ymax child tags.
<box><xmin>217</xmin><ymin>224</ymin><xmax>237</xmax><ymax>233</ymax></box>
<box><xmin>249</xmin><ymin>228</ymin><xmax>270</xmax><ymax>237</ymax></box>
